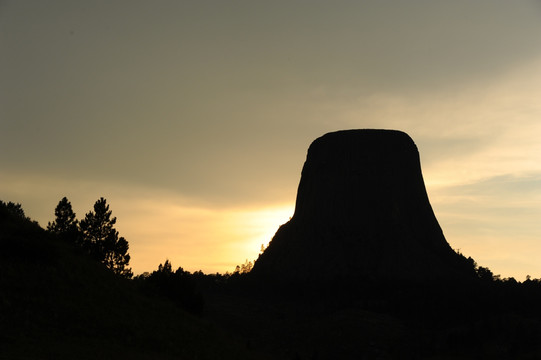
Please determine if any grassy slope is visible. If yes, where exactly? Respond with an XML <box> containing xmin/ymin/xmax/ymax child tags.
<box><xmin>203</xmin><ymin>275</ymin><xmax>541</xmax><ymax>359</ymax></box>
<box><xmin>204</xmin><ymin>290</ymin><xmax>412</xmax><ymax>360</ymax></box>
<box><xmin>0</xmin><ymin>213</ymin><xmax>255</xmax><ymax>360</ymax></box>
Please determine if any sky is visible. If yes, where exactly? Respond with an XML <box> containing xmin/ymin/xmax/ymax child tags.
<box><xmin>2</xmin><ymin>0</ymin><xmax>541</xmax><ymax>279</ymax></box>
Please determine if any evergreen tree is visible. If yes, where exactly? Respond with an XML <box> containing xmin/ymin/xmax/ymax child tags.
<box><xmin>79</xmin><ymin>197</ymin><xmax>132</xmax><ymax>278</ymax></box>
<box><xmin>47</xmin><ymin>197</ymin><xmax>80</xmax><ymax>243</ymax></box>
<box><xmin>0</xmin><ymin>201</ymin><xmax>26</xmax><ymax>220</ymax></box>
<box><xmin>145</xmin><ymin>260</ymin><xmax>204</xmax><ymax>315</ymax></box>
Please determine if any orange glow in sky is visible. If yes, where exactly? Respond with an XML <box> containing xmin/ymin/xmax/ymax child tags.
<box><xmin>117</xmin><ymin>202</ymin><xmax>294</xmax><ymax>274</ymax></box>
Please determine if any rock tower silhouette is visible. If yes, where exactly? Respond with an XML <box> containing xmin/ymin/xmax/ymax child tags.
<box><xmin>253</xmin><ymin>129</ymin><xmax>473</xmax><ymax>282</ymax></box>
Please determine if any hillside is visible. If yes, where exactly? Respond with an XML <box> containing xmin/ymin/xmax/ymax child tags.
<box><xmin>0</xmin><ymin>204</ymin><xmax>255</xmax><ymax>360</ymax></box>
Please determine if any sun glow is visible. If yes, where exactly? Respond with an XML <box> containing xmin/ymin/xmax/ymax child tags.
<box><xmin>228</xmin><ymin>205</ymin><xmax>294</xmax><ymax>261</ymax></box>
<box><xmin>1</xmin><ymin>171</ymin><xmax>296</xmax><ymax>276</ymax></box>
<box><xmin>113</xmin><ymin>196</ymin><xmax>294</xmax><ymax>275</ymax></box>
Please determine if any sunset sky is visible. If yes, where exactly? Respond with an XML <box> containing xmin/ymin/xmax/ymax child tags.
<box><xmin>2</xmin><ymin>1</ymin><xmax>541</xmax><ymax>279</ymax></box>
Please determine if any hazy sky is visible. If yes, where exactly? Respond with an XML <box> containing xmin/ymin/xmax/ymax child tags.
<box><xmin>2</xmin><ymin>0</ymin><xmax>541</xmax><ymax>278</ymax></box>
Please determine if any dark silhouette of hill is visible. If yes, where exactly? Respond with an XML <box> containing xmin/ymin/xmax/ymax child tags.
<box><xmin>0</xmin><ymin>201</ymin><xmax>254</xmax><ymax>359</ymax></box>
<box><xmin>253</xmin><ymin>129</ymin><xmax>474</xmax><ymax>283</ymax></box>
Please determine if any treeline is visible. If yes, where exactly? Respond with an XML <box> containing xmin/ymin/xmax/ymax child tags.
<box><xmin>133</xmin><ymin>260</ymin><xmax>205</xmax><ymax>315</ymax></box>
<box><xmin>1</xmin><ymin>199</ymin><xmax>257</xmax><ymax>316</ymax></box>
<box><xmin>1</xmin><ymin>197</ymin><xmax>132</xmax><ymax>278</ymax></box>
<box><xmin>132</xmin><ymin>257</ymin><xmax>263</xmax><ymax>316</ymax></box>
<box><xmin>0</xmin><ymin>200</ymin><xmax>258</xmax><ymax>359</ymax></box>
<box><xmin>47</xmin><ymin>197</ymin><xmax>132</xmax><ymax>278</ymax></box>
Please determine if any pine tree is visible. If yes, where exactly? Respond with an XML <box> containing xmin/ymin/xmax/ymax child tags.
<box><xmin>47</xmin><ymin>197</ymin><xmax>80</xmax><ymax>243</ymax></box>
<box><xmin>79</xmin><ymin>198</ymin><xmax>132</xmax><ymax>278</ymax></box>
<box><xmin>0</xmin><ymin>201</ymin><xmax>26</xmax><ymax>220</ymax></box>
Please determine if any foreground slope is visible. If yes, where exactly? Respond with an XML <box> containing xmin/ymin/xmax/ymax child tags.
<box><xmin>0</xmin><ymin>206</ymin><xmax>253</xmax><ymax>360</ymax></box>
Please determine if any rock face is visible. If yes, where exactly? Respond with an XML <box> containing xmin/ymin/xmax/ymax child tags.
<box><xmin>252</xmin><ymin>129</ymin><xmax>473</xmax><ymax>282</ymax></box>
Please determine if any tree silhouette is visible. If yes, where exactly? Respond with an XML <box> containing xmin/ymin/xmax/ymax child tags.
<box><xmin>79</xmin><ymin>197</ymin><xmax>132</xmax><ymax>278</ymax></box>
<box><xmin>47</xmin><ymin>197</ymin><xmax>80</xmax><ymax>243</ymax></box>
<box><xmin>158</xmin><ymin>259</ymin><xmax>173</xmax><ymax>274</ymax></box>
<box><xmin>476</xmin><ymin>266</ymin><xmax>495</xmax><ymax>282</ymax></box>
<box><xmin>233</xmin><ymin>259</ymin><xmax>253</xmax><ymax>274</ymax></box>
<box><xmin>0</xmin><ymin>201</ymin><xmax>26</xmax><ymax>220</ymax></box>
<box><xmin>140</xmin><ymin>259</ymin><xmax>204</xmax><ymax>315</ymax></box>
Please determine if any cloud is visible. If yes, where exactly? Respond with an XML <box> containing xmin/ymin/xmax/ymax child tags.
<box><xmin>336</xmin><ymin>55</ymin><xmax>541</xmax><ymax>186</ymax></box>
<box><xmin>3</xmin><ymin>0</ymin><xmax>541</xmax><ymax>207</ymax></box>
<box><xmin>428</xmin><ymin>173</ymin><xmax>541</xmax><ymax>279</ymax></box>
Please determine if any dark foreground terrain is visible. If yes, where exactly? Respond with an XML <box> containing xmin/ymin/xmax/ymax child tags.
<box><xmin>3</xmin><ymin>202</ymin><xmax>541</xmax><ymax>359</ymax></box>
<box><xmin>0</xmin><ymin>204</ymin><xmax>253</xmax><ymax>360</ymax></box>
<box><xmin>202</xmin><ymin>275</ymin><xmax>541</xmax><ymax>359</ymax></box>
